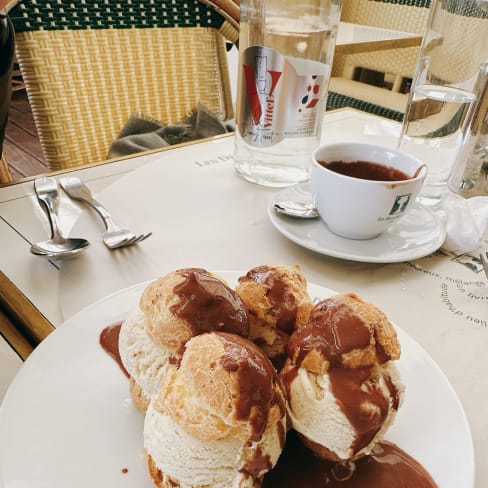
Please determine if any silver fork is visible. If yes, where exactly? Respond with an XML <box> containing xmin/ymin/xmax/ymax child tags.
<box><xmin>60</xmin><ymin>176</ymin><xmax>152</xmax><ymax>250</ymax></box>
<box><xmin>480</xmin><ymin>251</ymin><xmax>488</xmax><ymax>280</ymax></box>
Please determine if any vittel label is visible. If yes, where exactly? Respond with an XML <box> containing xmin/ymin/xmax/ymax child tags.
<box><xmin>238</xmin><ymin>45</ymin><xmax>329</xmax><ymax>148</ymax></box>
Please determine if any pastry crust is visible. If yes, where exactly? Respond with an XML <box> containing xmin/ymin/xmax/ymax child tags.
<box><xmin>144</xmin><ymin>333</ymin><xmax>287</xmax><ymax>488</ymax></box>
<box><xmin>282</xmin><ymin>293</ymin><xmax>403</xmax><ymax>462</ymax></box>
<box><xmin>289</xmin><ymin>293</ymin><xmax>401</xmax><ymax>374</ymax></box>
<box><xmin>141</xmin><ymin>268</ymin><xmax>249</xmax><ymax>353</ymax></box>
<box><xmin>155</xmin><ymin>332</ymin><xmax>285</xmax><ymax>443</ymax></box>
<box><xmin>129</xmin><ymin>376</ymin><xmax>150</xmax><ymax>412</ymax></box>
<box><xmin>125</xmin><ymin>268</ymin><xmax>405</xmax><ymax>483</ymax></box>
<box><xmin>121</xmin><ymin>268</ymin><xmax>250</xmax><ymax>412</ymax></box>
<box><xmin>139</xmin><ymin>271</ymin><xmax>199</xmax><ymax>352</ymax></box>
<box><xmin>236</xmin><ymin>265</ymin><xmax>313</xmax><ymax>367</ymax></box>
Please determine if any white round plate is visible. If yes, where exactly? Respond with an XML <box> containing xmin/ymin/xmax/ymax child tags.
<box><xmin>268</xmin><ymin>183</ymin><xmax>446</xmax><ymax>263</ymax></box>
<box><xmin>0</xmin><ymin>273</ymin><xmax>473</xmax><ymax>488</ymax></box>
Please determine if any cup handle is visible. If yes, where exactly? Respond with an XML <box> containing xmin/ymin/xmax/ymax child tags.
<box><xmin>413</xmin><ymin>163</ymin><xmax>428</xmax><ymax>179</ymax></box>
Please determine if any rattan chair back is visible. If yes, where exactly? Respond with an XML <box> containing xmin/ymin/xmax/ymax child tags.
<box><xmin>426</xmin><ymin>1</ymin><xmax>488</xmax><ymax>84</ymax></box>
<box><xmin>10</xmin><ymin>0</ymin><xmax>238</xmax><ymax>171</ymax></box>
<box><xmin>328</xmin><ymin>0</ymin><xmax>431</xmax><ymax>120</ymax></box>
<box><xmin>335</xmin><ymin>0</ymin><xmax>431</xmax><ymax>81</ymax></box>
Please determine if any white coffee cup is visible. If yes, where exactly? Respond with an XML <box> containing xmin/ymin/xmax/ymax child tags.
<box><xmin>311</xmin><ymin>142</ymin><xmax>427</xmax><ymax>239</ymax></box>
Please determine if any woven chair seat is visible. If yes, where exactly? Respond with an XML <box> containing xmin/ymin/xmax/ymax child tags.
<box><xmin>10</xmin><ymin>0</ymin><xmax>237</xmax><ymax>171</ymax></box>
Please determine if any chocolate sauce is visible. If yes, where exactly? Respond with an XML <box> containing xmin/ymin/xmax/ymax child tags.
<box><xmin>383</xmin><ymin>373</ymin><xmax>401</xmax><ymax>411</ymax></box>
<box><xmin>286</xmin><ymin>297</ymin><xmax>399</xmax><ymax>455</ymax></box>
<box><xmin>319</xmin><ymin>160</ymin><xmax>410</xmax><ymax>182</ymax></box>
<box><xmin>288</xmin><ymin>298</ymin><xmax>373</xmax><ymax>369</ymax></box>
<box><xmin>242</xmin><ymin>445</ymin><xmax>273</xmax><ymax>479</ymax></box>
<box><xmin>328</xmin><ymin>367</ymin><xmax>390</xmax><ymax>453</ymax></box>
<box><xmin>217</xmin><ymin>332</ymin><xmax>285</xmax><ymax>441</ymax></box>
<box><xmin>374</xmin><ymin>328</ymin><xmax>391</xmax><ymax>364</ymax></box>
<box><xmin>239</xmin><ymin>266</ymin><xmax>297</xmax><ymax>334</ymax></box>
<box><xmin>263</xmin><ymin>431</ymin><xmax>438</xmax><ymax>487</ymax></box>
<box><xmin>171</xmin><ymin>268</ymin><xmax>249</xmax><ymax>337</ymax></box>
<box><xmin>99</xmin><ymin>322</ymin><xmax>129</xmax><ymax>378</ymax></box>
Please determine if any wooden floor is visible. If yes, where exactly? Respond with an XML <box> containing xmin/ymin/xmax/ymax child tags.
<box><xmin>3</xmin><ymin>88</ymin><xmax>48</xmax><ymax>181</ymax></box>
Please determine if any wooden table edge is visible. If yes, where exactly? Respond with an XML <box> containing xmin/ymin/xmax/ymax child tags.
<box><xmin>0</xmin><ymin>306</ymin><xmax>33</xmax><ymax>360</ymax></box>
<box><xmin>0</xmin><ymin>271</ymin><xmax>54</xmax><ymax>354</ymax></box>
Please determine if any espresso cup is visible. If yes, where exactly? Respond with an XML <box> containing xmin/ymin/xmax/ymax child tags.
<box><xmin>311</xmin><ymin>142</ymin><xmax>427</xmax><ymax>239</ymax></box>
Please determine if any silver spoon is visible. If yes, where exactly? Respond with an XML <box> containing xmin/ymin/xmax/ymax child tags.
<box><xmin>273</xmin><ymin>200</ymin><xmax>320</xmax><ymax>219</ymax></box>
<box><xmin>30</xmin><ymin>177</ymin><xmax>89</xmax><ymax>259</ymax></box>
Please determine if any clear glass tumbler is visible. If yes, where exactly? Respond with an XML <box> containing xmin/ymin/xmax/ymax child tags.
<box><xmin>449</xmin><ymin>61</ymin><xmax>488</xmax><ymax>195</ymax></box>
<box><xmin>397</xmin><ymin>0</ymin><xmax>488</xmax><ymax>205</ymax></box>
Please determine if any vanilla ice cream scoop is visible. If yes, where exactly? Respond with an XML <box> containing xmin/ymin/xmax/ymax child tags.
<box><xmin>144</xmin><ymin>332</ymin><xmax>287</xmax><ymax>488</ymax></box>
<box><xmin>281</xmin><ymin>293</ymin><xmax>404</xmax><ymax>461</ymax></box>
<box><xmin>119</xmin><ymin>268</ymin><xmax>250</xmax><ymax>411</ymax></box>
<box><xmin>236</xmin><ymin>264</ymin><xmax>313</xmax><ymax>369</ymax></box>
<box><xmin>119</xmin><ymin>309</ymin><xmax>174</xmax><ymax>411</ymax></box>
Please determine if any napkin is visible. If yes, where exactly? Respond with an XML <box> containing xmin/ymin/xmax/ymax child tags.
<box><xmin>436</xmin><ymin>192</ymin><xmax>488</xmax><ymax>255</ymax></box>
<box><xmin>107</xmin><ymin>104</ymin><xmax>235</xmax><ymax>159</ymax></box>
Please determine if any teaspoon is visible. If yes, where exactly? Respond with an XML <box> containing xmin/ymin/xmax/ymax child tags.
<box><xmin>30</xmin><ymin>177</ymin><xmax>90</xmax><ymax>259</ymax></box>
<box><xmin>273</xmin><ymin>200</ymin><xmax>320</xmax><ymax>219</ymax></box>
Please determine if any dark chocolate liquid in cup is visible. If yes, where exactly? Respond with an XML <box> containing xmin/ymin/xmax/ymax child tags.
<box><xmin>320</xmin><ymin>160</ymin><xmax>410</xmax><ymax>181</ymax></box>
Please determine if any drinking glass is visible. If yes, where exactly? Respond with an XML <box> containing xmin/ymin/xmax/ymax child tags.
<box><xmin>449</xmin><ymin>61</ymin><xmax>488</xmax><ymax>194</ymax></box>
<box><xmin>397</xmin><ymin>0</ymin><xmax>488</xmax><ymax>205</ymax></box>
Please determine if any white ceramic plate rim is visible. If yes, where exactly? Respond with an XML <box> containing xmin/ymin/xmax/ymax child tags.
<box><xmin>0</xmin><ymin>273</ymin><xmax>474</xmax><ymax>487</ymax></box>
<box><xmin>268</xmin><ymin>184</ymin><xmax>446</xmax><ymax>263</ymax></box>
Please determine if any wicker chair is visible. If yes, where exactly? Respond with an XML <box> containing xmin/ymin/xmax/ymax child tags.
<box><xmin>423</xmin><ymin>0</ymin><xmax>488</xmax><ymax>85</ymax></box>
<box><xmin>330</xmin><ymin>0</ymin><xmax>488</xmax><ymax>123</ymax></box>
<box><xmin>328</xmin><ymin>0</ymin><xmax>432</xmax><ymax>121</ymax></box>
<box><xmin>9</xmin><ymin>0</ymin><xmax>238</xmax><ymax>171</ymax></box>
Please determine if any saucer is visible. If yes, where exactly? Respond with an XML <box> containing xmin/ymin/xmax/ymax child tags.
<box><xmin>268</xmin><ymin>183</ymin><xmax>446</xmax><ymax>263</ymax></box>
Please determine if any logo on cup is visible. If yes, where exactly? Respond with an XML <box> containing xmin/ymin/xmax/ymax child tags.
<box><xmin>389</xmin><ymin>194</ymin><xmax>412</xmax><ymax>216</ymax></box>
